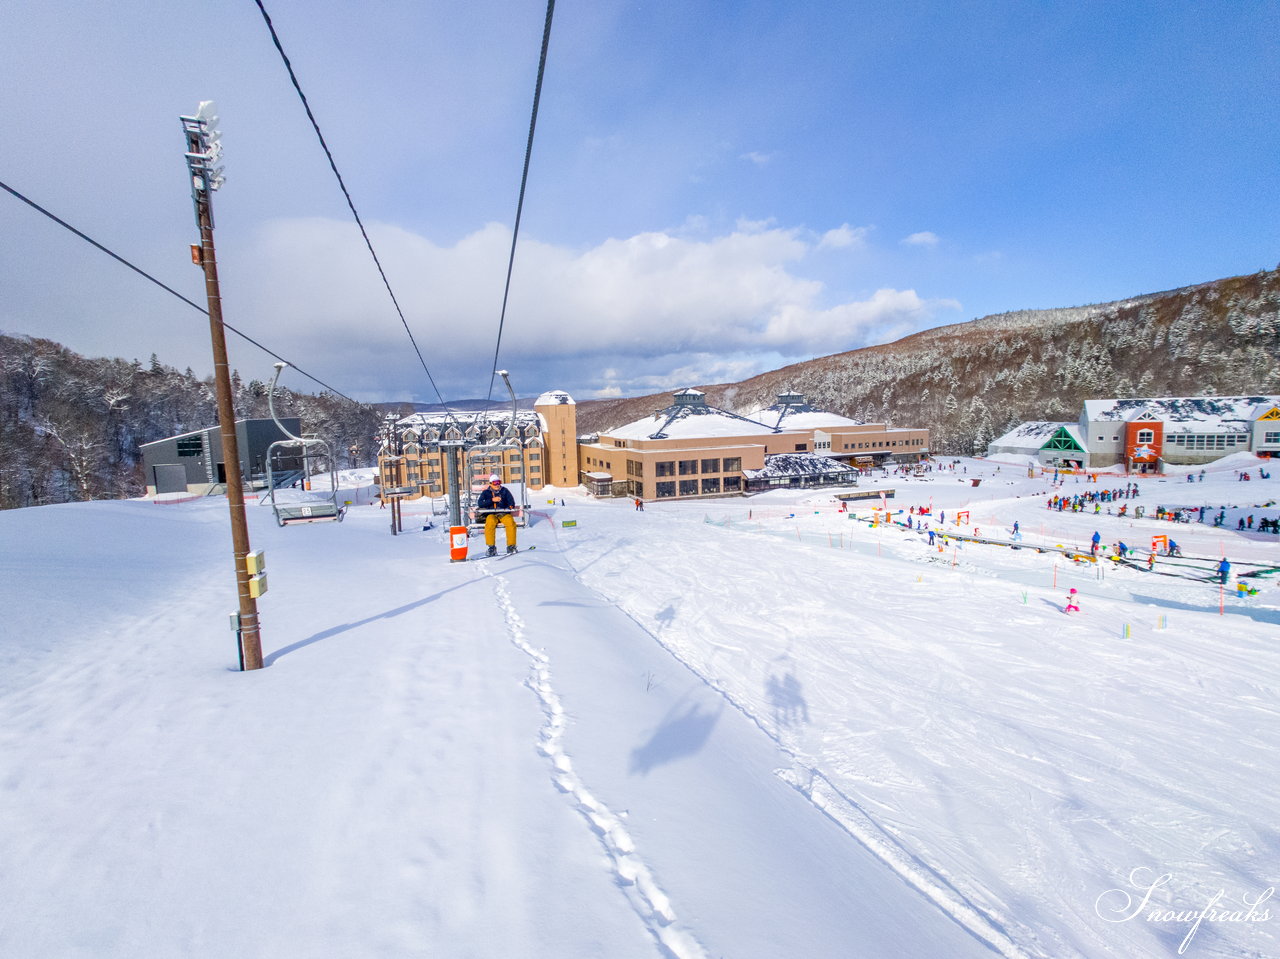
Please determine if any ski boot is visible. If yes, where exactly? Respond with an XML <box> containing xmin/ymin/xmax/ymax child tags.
<box><xmin>506</xmin><ymin>544</ymin><xmax>518</xmax><ymax>555</ymax></box>
<box><xmin>487</xmin><ymin>545</ymin><xmax>497</xmax><ymax>557</ymax></box>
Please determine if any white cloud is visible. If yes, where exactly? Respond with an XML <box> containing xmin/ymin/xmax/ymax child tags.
<box><xmin>739</xmin><ymin>151</ymin><xmax>774</xmax><ymax>166</ymax></box>
<box><xmin>672</xmin><ymin>215</ymin><xmax>711</xmax><ymax>237</ymax></box>
<box><xmin>577</xmin><ymin>352</ymin><xmax>784</xmax><ymax>401</ymax></box>
<box><xmin>817</xmin><ymin>224</ymin><xmax>871</xmax><ymax>250</ymax></box>
<box><xmin>230</xmin><ymin>218</ymin><xmax>960</xmax><ymax>400</ymax></box>
<box><xmin>760</xmin><ymin>289</ymin><xmax>958</xmax><ymax>351</ymax></box>
<box><xmin>734</xmin><ymin>216</ymin><xmax>779</xmax><ymax>234</ymax></box>
<box><xmin>902</xmin><ymin>231</ymin><xmax>940</xmax><ymax>247</ymax></box>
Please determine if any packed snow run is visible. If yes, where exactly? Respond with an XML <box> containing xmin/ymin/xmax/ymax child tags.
<box><xmin>1</xmin><ymin>455</ymin><xmax>1277</xmax><ymax>959</ymax></box>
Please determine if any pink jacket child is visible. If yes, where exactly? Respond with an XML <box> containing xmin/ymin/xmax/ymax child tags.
<box><xmin>1065</xmin><ymin>588</ymin><xmax>1080</xmax><ymax>613</ymax></box>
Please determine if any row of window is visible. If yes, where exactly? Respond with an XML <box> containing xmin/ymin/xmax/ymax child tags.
<box><xmin>418</xmin><ymin>465</ymin><xmax>544</xmax><ymax>481</ymax></box>
<box><xmin>390</xmin><ymin>466</ymin><xmax>542</xmax><ymax>487</ymax></box>
<box><xmin>654</xmin><ymin>476</ymin><xmax>743</xmax><ymax>498</ymax></box>
<box><xmin>585</xmin><ymin>455</ymin><xmax>750</xmax><ymax>480</ymax></box>
<box><xmin>586</xmin><ymin>446</ymin><xmax>932</xmax><ymax>479</ymax></box>
<box><xmin>653</xmin><ymin>457</ymin><xmax>743</xmax><ymax>477</ymax></box>
<box><xmin>837</xmin><ymin>438</ymin><xmax>922</xmax><ymax>450</ymax></box>
<box><xmin>468</xmin><ymin>466</ymin><xmax>538</xmax><ymax>475</ymax></box>
<box><xmin>1165</xmin><ymin>434</ymin><xmax>1249</xmax><ymax>450</ymax></box>
<box><xmin>402</xmin><ymin>448</ymin><xmax>541</xmax><ymax>463</ymax></box>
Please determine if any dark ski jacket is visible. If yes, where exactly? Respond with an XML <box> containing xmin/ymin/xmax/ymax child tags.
<box><xmin>477</xmin><ymin>485</ymin><xmax>515</xmax><ymax>512</ymax></box>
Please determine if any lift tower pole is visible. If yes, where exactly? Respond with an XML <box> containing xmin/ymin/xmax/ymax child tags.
<box><xmin>444</xmin><ymin>443</ymin><xmax>464</xmax><ymax>528</ymax></box>
<box><xmin>181</xmin><ymin>102</ymin><xmax>263</xmax><ymax>671</ymax></box>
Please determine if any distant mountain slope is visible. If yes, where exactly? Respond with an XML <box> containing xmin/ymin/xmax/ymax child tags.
<box><xmin>370</xmin><ymin>398</ymin><xmax>535</xmax><ymax>415</ymax></box>
<box><xmin>0</xmin><ymin>334</ymin><xmax>382</xmax><ymax>509</ymax></box>
<box><xmin>577</xmin><ymin>266</ymin><xmax>1280</xmax><ymax>455</ymax></box>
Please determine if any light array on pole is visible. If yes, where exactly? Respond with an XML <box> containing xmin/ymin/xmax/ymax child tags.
<box><xmin>179</xmin><ymin>101</ymin><xmax>226</xmax><ymax>219</ymax></box>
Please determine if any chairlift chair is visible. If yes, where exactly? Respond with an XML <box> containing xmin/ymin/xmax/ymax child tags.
<box><xmin>464</xmin><ymin>442</ymin><xmax>528</xmax><ymax>530</ymax></box>
<box><xmin>264</xmin><ymin>363</ymin><xmax>346</xmax><ymax>527</ymax></box>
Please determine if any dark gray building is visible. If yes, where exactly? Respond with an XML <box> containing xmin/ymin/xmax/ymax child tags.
<box><xmin>141</xmin><ymin>418</ymin><xmax>303</xmax><ymax>495</ymax></box>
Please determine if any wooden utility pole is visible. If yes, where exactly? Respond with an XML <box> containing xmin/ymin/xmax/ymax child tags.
<box><xmin>182</xmin><ymin>104</ymin><xmax>263</xmax><ymax>670</ymax></box>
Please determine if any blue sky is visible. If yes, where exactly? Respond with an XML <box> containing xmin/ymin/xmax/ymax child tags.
<box><xmin>2</xmin><ymin>0</ymin><xmax>1277</xmax><ymax>404</ymax></box>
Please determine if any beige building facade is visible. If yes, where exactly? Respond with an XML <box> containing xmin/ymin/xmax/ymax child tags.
<box><xmin>581</xmin><ymin>434</ymin><xmax>766</xmax><ymax>499</ymax></box>
<box><xmin>379</xmin><ymin>386</ymin><xmax>930</xmax><ymax>503</ymax></box>
<box><xmin>579</xmin><ymin>389</ymin><xmax>929</xmax><ymax>501</ymax></box>
<box><xmin>536</xmin><ymin>390</ymin><xmax>580</xmax><ymax>488</ymax></box>
<box><xmin>378</xmin><ymin>390</ymin><xmax>579</xmax><ymax>499</ymax></box>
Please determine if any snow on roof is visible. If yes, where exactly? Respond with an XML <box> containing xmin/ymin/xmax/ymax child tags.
<box><xmin>741</xmin><ymin>391</ymin><xmax>863</xmax><ymax>431</ymax></box>
<box><xmin>989</xmin><ymin>421</ymin><xmax>1078</xmax><ymax>449</ymax></box>
<box><xmin>1166</xmin><ymin>421</ymin><xmax>1251</xmax><ymax>435</ymax></box>
<box><xmin>138</xmin><ymin>418</ymin><xmax>296</xmax><ymax>448</ymax></box>
<box><xmin>606</xmin><ymin>393</ymin><xmax>779</xmax><ymax>441</ymax></box>
<box><xmin>397</xmin><ymin>410</ymin><xmax>540</xmax><ymax>429</ymax></box>
<box><xmin>744</xmin><ymin>405</ymin><xmax>863</xmax><ymax>431</ymax></box>
<box><xmin>1083</xmin><ymin>396</ymin><xmax>1280</xmax><ymax>431</ymax></box>
<box><xmin>535</xmin><ymin>390</ymin><xmax>575</xmax><ymax>407</ymax></box>
<box><xmin>743</xmin><ymin>453</ymin><xmax>858</xmax><ymax>479</ymax></box>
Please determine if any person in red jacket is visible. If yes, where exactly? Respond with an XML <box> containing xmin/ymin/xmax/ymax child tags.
<box><xmin>477</xmin><ymin>474</ymin><xmax>517</xmax><ymax>556</ymax></box>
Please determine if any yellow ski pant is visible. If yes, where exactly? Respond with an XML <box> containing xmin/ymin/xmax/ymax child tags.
<box><xmin>484</xmin><ymin>513</ymin><xmax>517</xmax><ymax>548</ymax></box>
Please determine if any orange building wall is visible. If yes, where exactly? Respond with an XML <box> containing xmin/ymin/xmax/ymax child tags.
<box><xmin>1124</xmin><ymin>421</ymin><xmax>1163</xmax><ymax>465</ymax></box>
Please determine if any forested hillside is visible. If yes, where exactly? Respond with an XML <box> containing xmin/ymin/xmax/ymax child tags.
<box><xmin>6</xmin><ymin>267</ymin><xmax>1278</xmax><ymax>509</ymax></box>
<box><xmin>577</xmin><ymin>266</ymin><xmax>1280</xmax><ymax>454</ymax></box>
<box><xmin>0</xmin><ymin>334</ymin><xmax>381</xmax><ymax>509</ymax></box>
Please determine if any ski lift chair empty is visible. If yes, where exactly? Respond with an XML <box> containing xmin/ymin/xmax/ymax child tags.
<box><xmin>265</xmin><ymin>363</ymin><xmax>346</xmax><ymax>527</ymax></box>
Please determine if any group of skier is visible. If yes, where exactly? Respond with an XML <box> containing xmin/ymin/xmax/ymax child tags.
<box><xmin>1046</xmin><ymin>486</ymin><xmax>1140</xmax><ymax>513</ymax></box>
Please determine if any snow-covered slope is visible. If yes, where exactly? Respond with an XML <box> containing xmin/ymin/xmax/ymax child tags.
<box><xmin>1</xmin><ymin>459</ymin><xmax>1277</xmax><ymax>958</ymax></box>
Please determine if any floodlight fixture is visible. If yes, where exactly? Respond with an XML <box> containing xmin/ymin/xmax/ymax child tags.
<box><xmin>180</xmin><ymin>100</ymin><xmax>226</xmax><ymax>204</ymax></box>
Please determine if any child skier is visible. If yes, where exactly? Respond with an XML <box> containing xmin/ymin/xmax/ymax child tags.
<box><xmin>1065</xmin><ymin>588</ymin><xmax>1080</xmax><ymax>613</ymax></box>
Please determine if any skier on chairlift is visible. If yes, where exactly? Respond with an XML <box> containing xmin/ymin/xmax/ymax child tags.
<box><xmin>477</xmin><ymin>473</ymin><xmax>518</xmax><ymax>556</ymax></box>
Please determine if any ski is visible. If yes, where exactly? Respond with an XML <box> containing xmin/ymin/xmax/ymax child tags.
<box><xmin>471</xmin><ymin>545</ymin><xmax>536</xmax><ymax>561</ymax></box>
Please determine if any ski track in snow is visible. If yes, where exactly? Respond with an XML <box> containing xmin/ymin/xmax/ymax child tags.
<box><xmin>774</xmin><ymin>766</ymin><xmax>1034</xmax><ymax>959</ymax></box>
<box><xmin>478</xmin><ymin>562</ymin><xmax>708</xmax><ymax>959</ymax></box>
<box><xmin>545</xmin><ymin>517</ymin><xmax>1035</xmax><ymax>959</ymax></box>
<box><xmin>556</xmin><ymin>492</ymin><xmax>1280</xmax><ymax>959</ymax></box>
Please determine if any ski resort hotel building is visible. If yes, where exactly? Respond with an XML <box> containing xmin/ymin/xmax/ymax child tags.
<box><xmin>382</xmin><ymin>388</ymin><xmax>930</xmax><ymax>502</ymax></box>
